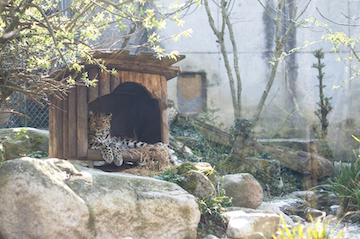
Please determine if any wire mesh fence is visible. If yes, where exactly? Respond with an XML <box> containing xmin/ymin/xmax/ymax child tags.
<box><xmin>0</xmin><ymin>93</ymin><xmax>49</xmax><ymax>129</ymax></box>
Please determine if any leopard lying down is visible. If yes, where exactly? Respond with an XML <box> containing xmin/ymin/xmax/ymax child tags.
<box><xmin>88</xmin><ymin>111</ymin><xmax>176</xmax><ymax>166</ymax></box>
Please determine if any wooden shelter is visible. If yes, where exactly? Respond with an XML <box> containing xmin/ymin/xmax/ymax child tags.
<box><xmin>49</xmin><ymin>51</ymin><xmax>185</xmax><ymax>163</ymax></box>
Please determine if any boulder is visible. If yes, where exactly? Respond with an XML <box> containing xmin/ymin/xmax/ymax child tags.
<box><xmin>224</xmin><ymin>208</ymin><xmax>280</xmax><ymax>239</ymax></box>
<box><xmin>222</xmin><ymin>174</ymin><xmax>263</xmax><ymax>209</ymax></box>
<box><xmin>179</xmin><ymin>170</ymin><xmax>216</xmax><ymax>199</ymax></box>
<box><xmin>0</xmin><ymin>127</ymin><xmax>49</xmax><ymax>160</ymax></box>
<box><xmin>0</xmin><ymin>157</ymin><xmax>200</xmax><ymax>239</ymax></box>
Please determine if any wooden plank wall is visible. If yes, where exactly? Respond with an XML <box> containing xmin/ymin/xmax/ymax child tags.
<box><xmin>49</xmin><ymin>85</ymin><xmax>88</xmax><ymax>159</ymax></box>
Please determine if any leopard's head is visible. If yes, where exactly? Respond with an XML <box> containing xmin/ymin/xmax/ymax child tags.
<box><xmin>88</xmin><ymin>111</ymin><xmax>112</xmax><ymax>135</ymax></box>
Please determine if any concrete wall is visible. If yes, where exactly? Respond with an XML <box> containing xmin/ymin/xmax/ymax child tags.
<box><xmin>157</xmin><ymin>0</ymin><xmax>360</xmax><ymax>159</ymax></box>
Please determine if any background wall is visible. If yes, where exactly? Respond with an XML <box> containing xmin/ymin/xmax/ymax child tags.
<box><xmin>159</xmin><ymin>0</ymin><xmax>360</xmax><ymax>160</ymax></box>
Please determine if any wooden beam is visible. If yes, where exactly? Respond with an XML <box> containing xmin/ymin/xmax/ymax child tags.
<box><xmin>87</xmin><ymin>149</ymin><xmax>145</xmax><ymax>162</ymax></box>
<box><xmin>86</xmin><ymin>59</ymin><xmax>182</xmax><ymax>80</ymax></box>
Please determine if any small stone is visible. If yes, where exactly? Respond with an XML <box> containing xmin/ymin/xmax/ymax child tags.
<box><xmin>224</xmin><ymin>209</ymin><xmax>280</xmax><ymax>239</ymax></box>
<box><xmin>305</xmin><ymin>207</ymin><xmax>326</xmax><ymax>221</ymax></box>
<box><xmin>289</xmin><ymin>215</ymin><xmax>305</xmax><ymax>223</ymax></box>
<box><xmin>324</xmin><ymin>215</ymin><xmax>338</xmax><ymax>224</ymax></box>
<box><xmin>202</xmin><ymin>235</ymin><xmax>219</xmax><ymax>239</ymax></box>
<box><xmin>330</xmin><ymin>205</ymin><xmax>340</xmax><ymax>214</ymax></box>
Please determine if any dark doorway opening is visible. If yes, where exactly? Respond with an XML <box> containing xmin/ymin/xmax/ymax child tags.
<box><xmin>88</xmin><ymin>82</ymin><xmax>161</xmax><ymax>144</ymax></box>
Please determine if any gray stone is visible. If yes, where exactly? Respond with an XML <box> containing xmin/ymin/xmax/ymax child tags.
<box><xmin>305</xmin><ymin>207</ymin><xmax>326</xmax><ymax>221</ymax></box>
<box><xmin>0</xmin><ymin>111</ymin><xmax>10</xmax><ymax>126</ymax></box>
<box><xmin>169</xmin><ymin>135</ymin><xmax>192</xmax><ymax>164</ymax></box>
<box><xmin>316</xmin><ymin>190</ymin><xmax>340</xmax><ymax>208</ymax></box>
<box><xmin>224</xmin><ymin>209</ymin><xmax>280</xmax><ymax>239</ymax></box>
<box><xmin>0</xmin><ymin>157</ymin><xmax>200</xmax><ymax>239</ymax></box>
<box><xmin>330</xmin><ymin>205</ymin><xmax>340</xmax><ymax>214</ymax></box>
<box><xmin>202</xmin><ymin>235</ymin><xmax>220</xmax><ymax>239</ymax></box>
<box><xmin>180</xmin><ymin>169</ymin><xmax>216</xmax><ymax>199</ymax></box>
<box><xmin>222</xmin><ymin>173</ymin><xmax>263</xmax><ymax>209</ymax></box>
<box><xmin>291</xmin><ymin>191</ymin><xmax>317</xmax><ymax>208</ymax></box>
<box><xmin>288</xmin><ymin>215</ymin><xmax>305</xmax><ymax>223</ymax></box>
<box><xmin>270</xmin><ymin>196</ymin><xmax>308</xmax><ymax>218</ymax></box>
<box><xmin>0</xmin><ymin>127</ymin><xmax>49</xmax><ymax>160</ymax></box>
<box><xmin>257</xmin><ymin>202</ymin><xmax>294</xmax><ymax>227</ymax></box>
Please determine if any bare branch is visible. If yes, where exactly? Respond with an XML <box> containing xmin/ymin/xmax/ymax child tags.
<box><xmin>317</xmin><ymin>7</ymin><xmax>360</xmax><ymax>26</ymax></box>
<box><xmin>257</xmin><ymin>0</ymin><xmax>276</xmax><ymax>24</ymax></box>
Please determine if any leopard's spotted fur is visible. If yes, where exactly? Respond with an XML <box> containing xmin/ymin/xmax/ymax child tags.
<box><xmin>88</xmin><ymin>111</ymin><xmax>169</xmax><ymax>166</ymax></box>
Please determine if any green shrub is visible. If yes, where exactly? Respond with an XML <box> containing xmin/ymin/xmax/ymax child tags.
<box><xmin>319</xmin><ymin>150</ymin><xmax>360</xmax><ymax>217</ymax></box>
<box><xmin>27</xmin><ymin>150</ymin><xmax>48</xmax><ymax>159</ymax></box>
<box><xmin>197</xmin><ymin>183</ymin><xmax>232</xmax><ymax>238</ymax></box>
<box><xmin>156</xmin><ymin>168</ymin><xmax>185</xmax><ymax>184</ymax></box>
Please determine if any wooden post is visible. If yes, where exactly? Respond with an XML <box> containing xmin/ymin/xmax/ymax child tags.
<box><xmin>159</xmin><ymin>101</ymin><xmax>169</xmax><ymax>144</ymax></box>
<box><xmin>121</xmin><ymin>71</ymin><xmax>130</xmax><ymax>83</ymax></box>
<box><xmin>68</xmin><ymin>87</ymin><xmax>77</xmax><ymax>157</ymax></box>
<box><xmin>49</xmin><ymin>95</ymin><xmax>56</xmax><ymax>158</ymax></box>
<box><xmin>49</xmin><ymin>95</ymin><xmax>63</xmax><ymax>158</ymax></box>
<box><xmin>99</xmin><ymin>70</ymin><xmax>111</xmax><ymax>97</ymax></box>
<box><xmin>110</xmin><ymin>70</ymin><xmax>121</xmax><ymax>92</ymax></box>
<box><xmin>77</xmin><ymin>85</ymin><xmax>88</xmax><ymax>157</ymax></box>
<box><xmin>88</xmin><ymin>68</ymin><xmax>99</xmax><ymax>103</ymax></box>
<box><xmin>62</xmin><ymin>94</ymin><xmax>69</xmax><ymax>158</ymax></box>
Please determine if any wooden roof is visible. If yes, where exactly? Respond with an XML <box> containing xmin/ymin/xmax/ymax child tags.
<box><xmin>84</xmin><ymin>51</ymin><xmax>185</xmax><ymax>80</ymax></box>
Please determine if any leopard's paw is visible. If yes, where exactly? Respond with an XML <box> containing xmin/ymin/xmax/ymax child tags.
<box><xmin>101</xmin><ymin>148</ymin><xmax>114</xmax><ymax>164</ymax></box>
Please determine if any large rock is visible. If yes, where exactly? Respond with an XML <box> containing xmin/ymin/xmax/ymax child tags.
<box><xmin>0</xmin><ymin>127</ymin><xmax>49</xmax><ymax>160</ymax></box>
<box><xmin>222</xmin><ymin>174</ymin><xmax>263</xmax><ymax>209</ymax></box>
<box><xmin>224</xmin><ymin>208</ymin><xmax>280</xmax><ymax>239</ymax></box>
<box><xmin>0</xmin><ymin>157</ymin><xmax>200</xmax><ymax>239</ymax></box>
